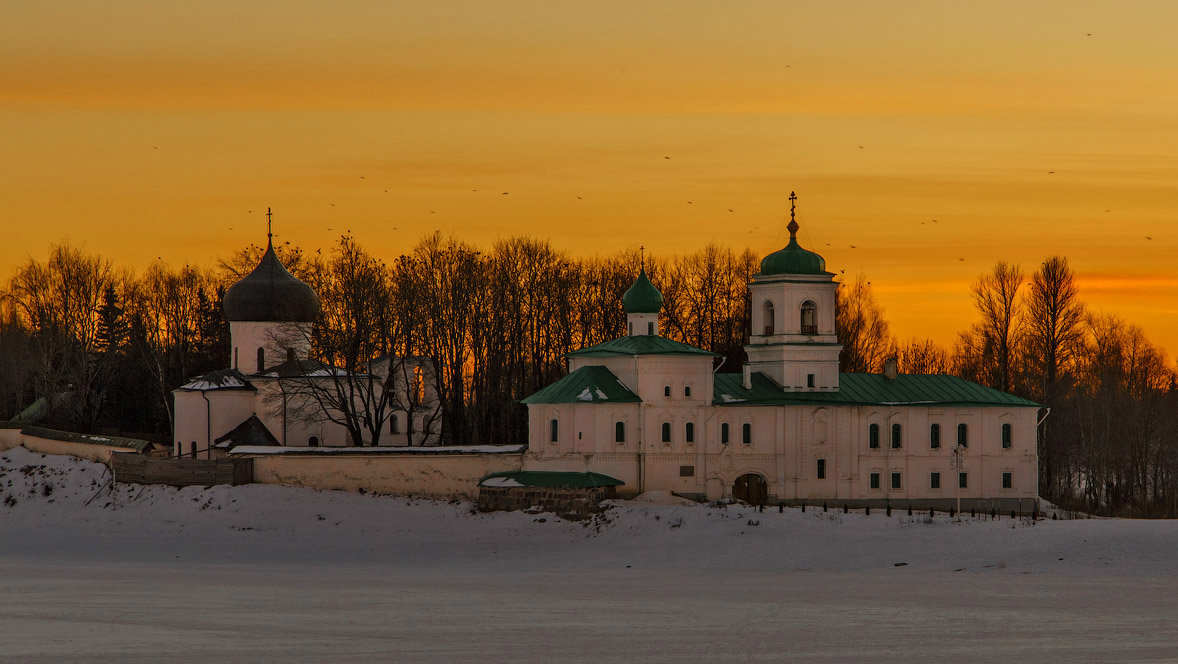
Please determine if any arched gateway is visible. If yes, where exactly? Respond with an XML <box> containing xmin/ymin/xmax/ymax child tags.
<box><xmin>732</xmin><ymin>473</ymin><xmax>769</xmax><ymax>505</ymax></box>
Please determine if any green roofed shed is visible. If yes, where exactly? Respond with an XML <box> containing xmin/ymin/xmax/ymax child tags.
<box><xmin>520</xmin><ymin>365</ymin><xmax>641</xmax><ymax>404</ymax></box>
<box><xmin>479</xmin><ymin>471</ymin><xmax>624</xmax><ymax>488</ymax></box>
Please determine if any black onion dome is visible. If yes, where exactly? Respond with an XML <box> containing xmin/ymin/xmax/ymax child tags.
<box><xmin>223</xmin><ymin>242</ymin><xmax>320</xmax><ymax>322</ymax></box>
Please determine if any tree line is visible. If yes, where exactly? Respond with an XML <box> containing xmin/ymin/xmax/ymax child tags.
<box><xmin>2</xmin><ymin>237</ymin><xmax>1175</xmax><ymax>516</ymax></box>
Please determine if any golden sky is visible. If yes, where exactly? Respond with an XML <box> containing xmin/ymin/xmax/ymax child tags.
<box><xmin>3</xmin><ymin>1</ymin><xmax>1177</xmax><ymax>355</ymax></box>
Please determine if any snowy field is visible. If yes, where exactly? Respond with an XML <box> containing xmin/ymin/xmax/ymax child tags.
<box><xmin>3</xmin><ymin>447</ymin><xmax>1177</xmax><ymax>663</ymax></box>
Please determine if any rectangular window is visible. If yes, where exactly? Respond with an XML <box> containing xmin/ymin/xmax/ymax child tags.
<box><xmin>959</xmin><ymin>472</ymin><xmax>968</xmax><ymax>489</ymax></box>
<box><xmin>807</xmin><ymin>373</ymin><xmax>815</xmax><ymax>388</ymax></box>
<box><xmin>742</xmin><ymin>423</ymin><xmax>752</xmax><ymax>445</ymax></box>
<box><xmin>930</xmin><ymin>472</ymin><xmax>941</xmax><ymax>489</ymax></box>
<box><xmin>661</xmin><ymin>422</ymin><xmax>671</xmax><ymax>443</ymax></box>
<box><xmin>1002</xmin><ymin>472</ymin><xmax>1012</xmax><ymax>489</ymax></box>
<box><xmin>1002</xmin><ymin>423</ymin><xmax>1012</xmax><ymax>449</ymax></box>
<box><xmin>930</xmin><ymin>423</ymin><xmax>941</xmax><ymax>449</ymax></box>
<box><xmin>891</xmin><ymin>472</ymin><xmax>902</xmax><ymax>490</ymax></box>
<box><xmin>869</xmin><ymin>472</ymin><xmax>880</xmax><ymax>490</ymax></box>
<box><xmin>685</xmin><ymin>422</ymin><xmax>695</xmax><ymax>443</ymax></box>
<box><xmin>816</xmin><ymin>459</ymin><xmax>826</xmax><ymax>480</ymax></box>
<box><xmin>957</xmin><ymin>423</ymin><xmax>969</xmax><ymax>448</ymax></box>
<box><xmin>680</xmin><ymin>465</ymin><xmax>695</xmax><ymax>477</ymax></box>
<box><xmin>549</xmin><ymin>419</ymin><xmax>558</xmax><ymax>443</ymax></box>
<box><xmin>721</xmin><ymin>423</ymin><xmax>730</xmax><ymax>444</ymax></box>
<box><xmin>390</xmin><ymin>415</ymin><xmax>400</xmax><ymax>435</ymax></box>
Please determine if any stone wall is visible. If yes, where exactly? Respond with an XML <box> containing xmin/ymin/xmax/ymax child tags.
<box><xmin>250</xmin><ymin>452</ymin><xmax>524</xmax><ymax>499</ymax></box>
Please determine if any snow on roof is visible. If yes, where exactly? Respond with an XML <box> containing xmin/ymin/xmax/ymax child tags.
<box><xmin>177</xmin><ymin>369</ymin><xmax>254</xmax><ymax>392</ymax></box>
<box><xmin>479</xmin><ymin>476</ymin><xmax>525</xmax><ymax>487</ymax></box>
<box><xmin>229</xmin><ymin>444</ymin><xmax>526</xmax><ymax>456</ymax></box>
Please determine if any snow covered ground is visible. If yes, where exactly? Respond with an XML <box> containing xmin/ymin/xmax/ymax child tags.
<box><xmin>3</xmin><ymin>446</ymin><xmax>1177</xmax><ymax>662</ymax></box>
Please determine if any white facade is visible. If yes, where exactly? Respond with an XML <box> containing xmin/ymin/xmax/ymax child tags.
<box><xmin>523</xmin><ymin>222</ymin><xmax>1041</xmax><ymax>510</ymax></box>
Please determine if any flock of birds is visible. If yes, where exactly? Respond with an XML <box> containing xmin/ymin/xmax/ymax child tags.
<box><xmin>214</xmin><ymin>148</ymin><xmax>1158</xmax><ymax>252</ymax></box>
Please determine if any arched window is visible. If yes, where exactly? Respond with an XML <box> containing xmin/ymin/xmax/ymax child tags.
<box><xmin>684</xmin><ymin>386</ymin><xmax>692</xmax><ymax>397</ymax></box>
<box><xmin>1001</xmin><ymin>423</ymin><xmax>1012</xmax><ymax>449</ymax></box>
<box><xmin>957</xmin><ymin>423</ymin><xmax>969</xmax><ymax>448</ymax></box>
<box><xmin>549</xmin><ymin>419</ymin><xmax>559</xmax><ymax>443</ymax></box>
<box><xmin>801</xmin><ymin>300</ymin><xmax>817</xmax><ymax>335</ymax></box>
<box><xmin>891</xmin><ymin>423</ymin><xmax>902</xmax><ymax>449</ymax></box>
<box><xmin>256</xmin><ymin>347</ymin><xmax>265</xmax><ymax>372</ymax></box>
<box><xmin>742</xmin><ymin>422</ymin><xmax>752</xmax><ymax>444</ymax></box>
<box><xmin>868</xmin><ymin>423</ymin><xmax>880</xmax><ymax>449</ymax></box>
<box><xmin>930</xmin><ymin>423</ymin><xmax>941</xmax><ymax>449</ymax></box>
<box><xmin>721</xmin><ymin>423</ymin><xmax>730</xmax><ymax>444</ymax></box>
<box><xmin>664</xmin><ymin>385</ymin><xmax>671</xmax><ymax>397</ymax></box>
<box><xmin>308</xmin><ymin>436</ymin><xmax>319</xmax><ymax>447</ymax></box>
<box><xmin>762</xmin><ymin>301</ymin><xmax>775</xmax><ymax>335</ymax></box>
<box><xmin>661</xmin><ymin>422</ymin><xmax>671</xmax><ymax>443</ymax></box>
<box><xmin>685</xmin><ymin>422</ymin><xmax>695</xmax><ymax>443</ymax></box>
<box><xmin>615</xmin><ymin>421</ymin><xmax>625</xmax><ymax>443</ymax></box>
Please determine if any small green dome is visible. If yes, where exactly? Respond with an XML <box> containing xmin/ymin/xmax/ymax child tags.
<box><xmin>759</xmin><ymin>219</ymin><xmax>828</xmax><ymax>275</ymax></box>
<box><xmin>622</xmin><ymin>267</ymin><xmax>663</xmax><ymax>313</ymax></box>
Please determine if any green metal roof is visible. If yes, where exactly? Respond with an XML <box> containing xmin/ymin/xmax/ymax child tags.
<box><xmin>567</xmin><ymin>335</ymin><xmax>718</xmax><ymax>358</ymax></box>
<box><xmin>479</xmin><ymin>471</ymin><xmax>624</xmax><ymax>488</ymax></box>
<box><xmin>759</xmin><ymin>220</ymin><xmax>830</xmax><ymax>276</ymax></box>
<box><xmin>621</xmin><ymin>267</ymin><xmax>663</xmax><ymax>314</ymax></box>
<box><xmin>713</xmin><ymin>372</ymin><xmax>1041</xmax><ymax>408</ymax></box>
<box><xmin>521</xmin><ymin>365</ymin><xmax>641</xmax><ymax>404</ymax></box>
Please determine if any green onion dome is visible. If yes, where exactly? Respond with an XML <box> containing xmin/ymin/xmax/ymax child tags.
<box><xmin>622</xmin><ymin>267</ymin><xmax>663</xmax><ymax>314</ymax></box>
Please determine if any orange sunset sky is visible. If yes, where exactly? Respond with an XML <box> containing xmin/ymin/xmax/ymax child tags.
<box><xmin>2</xmin><ymin>1</ymin><xmax>1176</xmax><ymax>356</ymax></box>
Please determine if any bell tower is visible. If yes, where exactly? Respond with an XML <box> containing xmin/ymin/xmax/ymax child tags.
<box><xmin>744</xmin><ymin>193</ymin><xmax>841</xmax><ymax>391</ymax></box>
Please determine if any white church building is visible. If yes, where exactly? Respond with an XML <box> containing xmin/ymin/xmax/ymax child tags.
<box><xmin>521</xmin><ymin>211</ymin><xmax>1042</xmax><ymax>511</ymax></box>
<box><xmin>173</xmin><ymin>232</ymin><xmax>439</xmax><ymax>458</ymax></box>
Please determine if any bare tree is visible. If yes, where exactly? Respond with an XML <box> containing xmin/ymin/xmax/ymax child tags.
<box><xmin>1024</xmin><ymin>256</ymin><xmax>1086</xmax><ymax>497</ymax></box>
<box><xmin>897</xmin><ymin>338</ymin><xmax>953</xmax><ymax>374</ymax></box>
<box><xmin>835</xmin><ymin>274</ymin><xmax>895</xmax><ymax>373</ymax></box>
<box><xmin>962</xmin><ymin>261</ymin><xmax>1024</xmax><ymax>392</ymax></box>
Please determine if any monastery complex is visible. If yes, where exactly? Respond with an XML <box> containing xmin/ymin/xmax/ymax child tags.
<box><xmin>171</xmin><ymin>206</ymin><xmax>1042</xmax><ymax>511</ymax></box>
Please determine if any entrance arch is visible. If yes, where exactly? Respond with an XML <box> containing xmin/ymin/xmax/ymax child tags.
<box><xmin>732</xmin><ymin>473</ymin><xmax>769</xmax><ymax>505</ymax></box>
